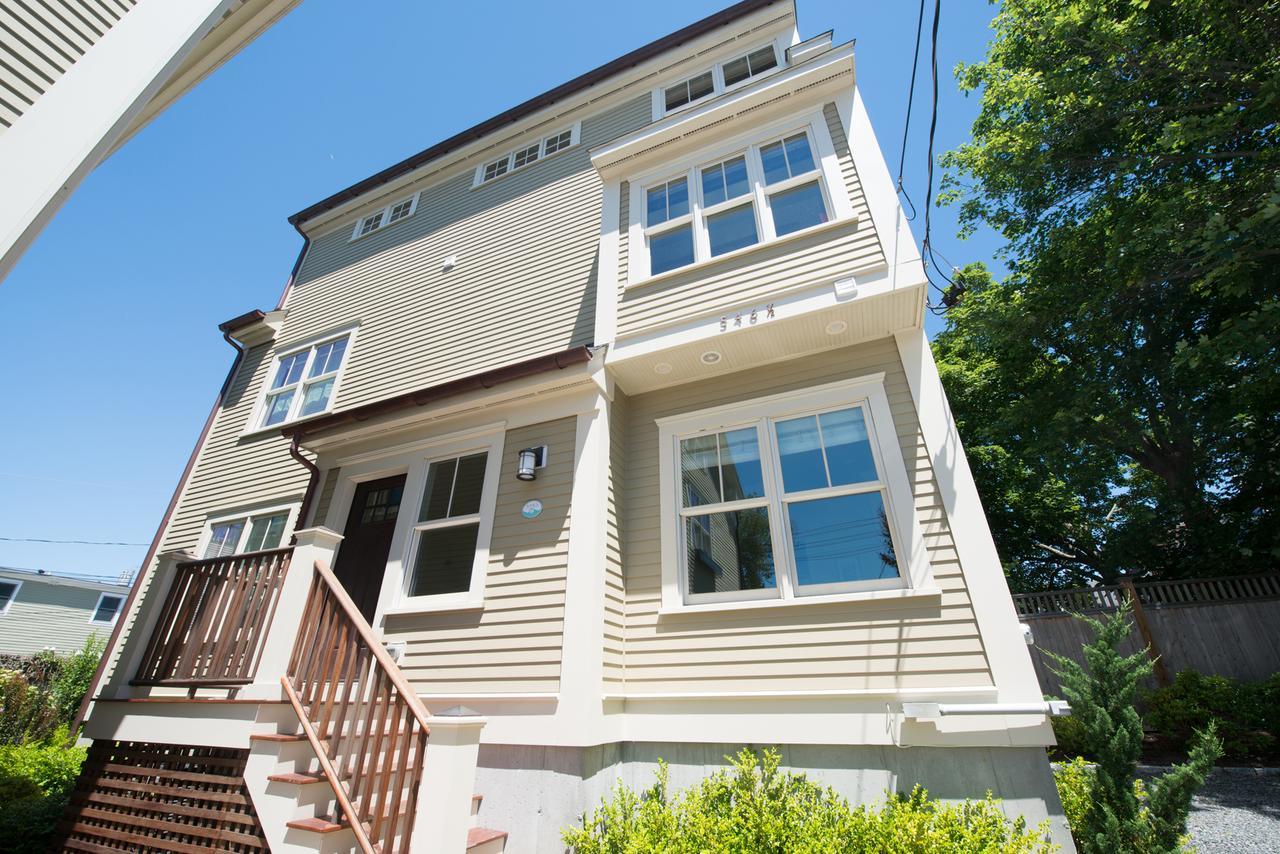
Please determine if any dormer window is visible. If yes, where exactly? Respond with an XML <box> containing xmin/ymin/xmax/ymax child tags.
<box><xmin>350</xmin><ymin>193</ymin><xmax>418</xmax><ymax>240</ymax></box>
<box><xmin>474</xmin><ymin>123</ymin><xmax>581</xmax><ymax>187</ymax></box>
<box><xmin>653</xmin><ymin>41</ymin><xmax>784</xmax><ymax>119</ymax></box>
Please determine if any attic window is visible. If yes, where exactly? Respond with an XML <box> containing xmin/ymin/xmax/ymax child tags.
<box><xmin>653</xmin><ymin>41</ymin><xmax>784</xmax><ymax>120</ymax></box>
<box><xmin>350</xmin><ymin>193</ymin><xmax>419</xmax><ymax>240</ymax></box>
<box><xmin>722</xmin><ymin>45</ymin><xmax>779</xmax><ymax>86</ymax></box>
<box><xmin>473</xmin><ymin>123</ymin><xmax>581</xmax><ymax>187</ymax></box>
<box><xmin>90</xmin><ymin>593</ymin><xmax>124</xmax><ymax>625</ymax></box>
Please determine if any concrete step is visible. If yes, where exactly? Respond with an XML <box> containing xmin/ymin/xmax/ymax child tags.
<box><xmin>467</xmin><ymin>827</ymin><xmax>507</xmax><ymax>854</ymax></box>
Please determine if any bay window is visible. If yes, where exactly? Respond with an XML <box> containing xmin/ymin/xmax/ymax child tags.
<box><xmin>658</xmin><ymin>377</ymin><xmax>933</xmax><ymax>609</ymax></box>
<box><xmin>630</xmin><ymin>113</ymin><xmax>849</xmax><ymax>282</ymax></box>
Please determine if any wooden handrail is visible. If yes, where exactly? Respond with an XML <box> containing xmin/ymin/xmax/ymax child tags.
<box><xmin>309</xmin><ymin>560</ymin><xmax>432</xmax><ymax>733</ymax></box>
<box><xmin>133</xmin><ymin>548</ymin><xmax>292</xmax><ymax>686</ymax></box>
<box><xmin>281</xmin><ymin>676</ymin><xmax>377</xmax><ymax>854</ymax></box>
<box><xmin>285</xmin><ymin>560</ymin><xmax>431</xmax><ymax>854</ymax></box>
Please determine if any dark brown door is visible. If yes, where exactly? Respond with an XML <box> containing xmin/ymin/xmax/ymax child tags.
<box><xmin>334</xmin><ymin>474</ymin><xmax>406</xmax><ymax>623</ymax></box>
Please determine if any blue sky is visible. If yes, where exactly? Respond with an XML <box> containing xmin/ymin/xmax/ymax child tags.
<box><xmin>0</xmin><ymin>0</ymin><xmax>1003</xmax><ymax>580</ymax></box>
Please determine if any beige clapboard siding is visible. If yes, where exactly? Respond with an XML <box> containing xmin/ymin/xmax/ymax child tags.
<box><xmin>384</xmin><ymin>417</ymin><xmax>577</xmax><ymax>695</ymax></box>
<box><xmin>603</xmin><ymin>392</ymin><xmax>629</xmax><ymax>686</ymax></box>
<box><xmin>280</xmin><ymin>94</ymin><xmax>652</xmax><ymax>413</ymax></box>
<box><xmin>0</xmin><ymin>0</ymin><xmax>137</xmax><ymax>131</ymax></box>
<box><xmin>619</xmin><ymin>337</ymin><xmax>995</xmax><ymax>693</ymax></box>
<box><xmin>615</xmin><ymin>101</ymin><xmax>886</xmax><ymax>339</ymax></box>
<box><xmin>310</xmin><ymin>465</ymin><xmax>341</xmax><ymax>527</ymax></box>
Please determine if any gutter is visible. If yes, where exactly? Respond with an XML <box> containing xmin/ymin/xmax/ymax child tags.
<box><xmin>282</xmin><ymin>345</ymin><xmax>595</xmax><ymax>442</ymax></box>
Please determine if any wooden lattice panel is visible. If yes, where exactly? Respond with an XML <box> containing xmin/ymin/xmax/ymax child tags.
<box><xmin>58</xmin><ymin>741</ymin><xmax>268</xmax><ymax>853</ymax></box>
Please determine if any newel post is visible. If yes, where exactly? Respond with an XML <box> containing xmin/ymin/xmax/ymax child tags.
<box><xmin>410</xmin><ymin>707</ymin><xmax>487</xmax><ymax>854</ymax></box>
<box><xmin>105</xmin><ymin>549</ymin><xmax>195</xmax><ymax>695</ymax></box>
<box><xmin>245</xmin><ymin>527</ymin><xmax>343</xmax><ymax>698</ymax></box>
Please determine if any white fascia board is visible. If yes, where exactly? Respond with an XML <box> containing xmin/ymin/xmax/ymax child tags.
<box><xmin>591</xmin><ymin>41</ymin><xmax>855</xmax><ymax>176</ymax></box>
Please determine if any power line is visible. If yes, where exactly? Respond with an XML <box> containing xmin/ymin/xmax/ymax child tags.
<box><xmin>895</xmin><ymin>0</ymin><xmax>928</xmax><ymax>223</ymax></box>
<box><xmin>0</xmin><ymin>535</ymin><xmax>149</xmax><ymax>547</ymax></box>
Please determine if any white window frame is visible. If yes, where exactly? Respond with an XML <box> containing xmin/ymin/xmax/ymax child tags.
<box><xmin>626</xmin><ymin>109</ymin><xmax>854</xmax><ymax>284</ymax></box>
<box><xmin>89</xmin><ymin>592</ymin><xmax>125</xmax><ymax>626</ymax></box>
<box><xmin>349</xmin><ymin>192</ymin><xmax>420</xmax><ymax>241</ymax></box>
<box><xmin>329</xmin><ymin>424</ymin><xmax>506</xmax><ymax>618</ymax></box>
<box><xmin>656</xmin><ymin>375</ymin><xmax>935</xmax><ymax>613</ymax></box>
<box><xmin>196</xmin><ymin>502</ymin><xmax>302</xmax><ymax>559</ymax></box>
<box><xmin>247</xmin><ymin>325</ymin><xmax>358</xmax><ymax>434</ymax></box>
<box><xmin>0</xmin><ymin>579</ymin><xmax>20</xmax><ymax>615</ymax></box>
<box><xmin>471</xmin><ymin>122</ymin><xmax>582</xmax><ymax>188</ymax></box>
<box><xmin>651</xmin><ymin>37</ymin><xmax>787</xmax><ymax>120</ymax></box>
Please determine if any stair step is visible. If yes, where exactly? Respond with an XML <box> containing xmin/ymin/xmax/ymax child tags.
<box><xmin>249</xmin><ymin>732</ymin><xmax>308</xmax><ymax>743</ymax></box>
<box><xmin>467</xmin><ymin>827</ymin><xmax>508</xmax><ymax>852</ymax></box>
<box><xmin>286</xmin><ymin>816</ymin><xmax>345</xmax><ymax>834</ymax></box>
<box><xmin>267</xmin><ymin>771</ymin><xmax>328</xmax><ymax>786</ymax></box>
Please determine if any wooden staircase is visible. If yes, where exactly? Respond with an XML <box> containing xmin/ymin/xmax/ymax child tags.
<box><xmin>67</xmin><ymin>542</ymin><xmax>503</xmax><ymax>853</ymax></box>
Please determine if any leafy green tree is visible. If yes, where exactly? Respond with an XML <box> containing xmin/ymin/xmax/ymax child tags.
<box><xmin>935</xmin><ymin>0</ymin><xmax>1280</xmax><ymax>587</ymax></box>
<box><xmin>1049</xmin><ymin>605</ymin><xmax>1221</xmax><ymax>852</ymax></box>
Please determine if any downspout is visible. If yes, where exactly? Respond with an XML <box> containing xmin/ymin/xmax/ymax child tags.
<box><xmin>289</xmin><ymin>432</ymin><xmax>321</xmax><ymax>539</ymax></box>
<box><xmin>69</xmin><ymin>324</ymin><xmax>250</xmax><ymax>736</ymax></box>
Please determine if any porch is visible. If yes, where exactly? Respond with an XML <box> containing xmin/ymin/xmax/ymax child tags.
<box><xmin>72</xmin><ymin>529</ymin><xmax>504</xmax><ymax>854</ymax></box>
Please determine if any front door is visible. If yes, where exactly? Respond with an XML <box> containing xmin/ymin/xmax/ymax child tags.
<box><xmin>334</xmin><ymin>474</ymin><xmax>406</xmax><ymax>623</ymax></box>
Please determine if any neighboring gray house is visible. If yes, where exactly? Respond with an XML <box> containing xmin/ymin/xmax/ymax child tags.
<box><xmin>0</xmin><ymin>566</ymin><xmax>130</xmax><ymax>657</ymax></box>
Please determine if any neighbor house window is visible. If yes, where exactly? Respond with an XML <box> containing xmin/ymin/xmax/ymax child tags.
<box><xmin>258</xmin><ymin>332</ymin><xmax>352</xmax><ymax>428</ymax></box>
<box><xmin>474</xmin><ymin>123</ymin><xmax>581</xmax><ymax>186</ymax></box>
<box><xmin>658</xmin><ymin>377</ymin><xmax>931</xmax><ymax>608</ymax></box>
<box><xmin>654</xmin><ymin>42</ymin><xmax>783</xmax><ymax>118</ymax></box>
<box><xmin>635</xmin><ymin>124</ymin><xmax>835</xmax><ymax>278</ymax></box>
<box><xmin>0</xmin><ymin>580</ymin><xmax>19</xmax><ymax>614</ymax></box>
<box><xmin>203</xmin><ymin>508</ymin><xmax>293</xmax><ymax>558</ymax></box>
<box><xmin>350</xmin><ymin>193</ymin><xmax>418</xmax><ymax>240</ymax></box>
<box><xmin>90</xmin><ymin>593</ymin><xmax>125</xmax><ymax>625</ymax></box>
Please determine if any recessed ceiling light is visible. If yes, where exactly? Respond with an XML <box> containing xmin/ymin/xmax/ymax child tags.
<box><xmin>700</xmin><ymin>350</ymin><xmax>722</xmax><ymax>365</ymax></box>
<box><xmin>654</xmin><ymin>362</ymin><xmax>673</xmax><ymax>374</ymax></box>
<box><xmin>826</xmin><ymin>320</ymin><xmax>848</xmax><ymax>335</ymax></box>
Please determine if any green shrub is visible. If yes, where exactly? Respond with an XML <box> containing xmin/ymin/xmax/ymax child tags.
<box><xmin>1145</xmin><ymin>670</ymin><xmax>1279</xmax><ymax>759</ymax></box>
<box><xmin>0</xmin><ymin>670</ymin><xmax>57</xmax><ymax>745</ymax></box>
<box><xmin>1048</xmin><ymin>605</ymin><xmax>1222</xmax><ymax>853</ymax></box>
<box><xmin>563</xmin><ymin>747</ymin><xmax>1055</xmax><ymax>853</ymax></box>
<box><xmin>1049</xmin><ymin>710</ymin><xmax>1091</xmax><ymax>758</ymax></box>
<box><xmin>0</xmin><ymin>725</ymin><xmax>87</xmax><ymax>852</ymax></box>
<box><xmin>49</xmin><ymin>635</ymin><xmax>105</xmax><ymax>726</ymax></box>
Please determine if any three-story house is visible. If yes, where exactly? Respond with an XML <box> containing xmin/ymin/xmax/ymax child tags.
<box><xmin>63</xmin><ymin>2</ymin><xmax>1073</xmax><ymax>851</ymax></box>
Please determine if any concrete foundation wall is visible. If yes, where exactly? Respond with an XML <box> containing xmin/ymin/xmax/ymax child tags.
<box><xmin>473</xmin><ymin>742</ymin><xmax>1074</xmax><ymax>853</ymax></box>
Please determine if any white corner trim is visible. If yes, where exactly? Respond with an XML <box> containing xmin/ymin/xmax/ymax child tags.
<box><xmin>893</xmin><ymin>328</ymin><xmax>1044</xmax><ymax>703</ymax></box>
<box><xmin>593</xmin><ymin>181</ymin><xmax>620</xmax><ymax>347</ymax></box>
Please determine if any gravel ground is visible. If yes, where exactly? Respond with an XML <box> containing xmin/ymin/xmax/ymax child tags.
<box><xmin>1138</xmin><ymin>766</ymin><xmax>1280</xmax><ymax>853</ymax></box>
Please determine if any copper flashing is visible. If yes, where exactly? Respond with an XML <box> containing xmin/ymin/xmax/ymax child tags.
<box><xmin>288</xmin><ymin>0</ymin><xmax>785</xmax><ymax>227</ymax></box>
<box><xmin>283</xmin><ymin>345</ymin><xmax>595</xmax><ymax>441</ymax></box>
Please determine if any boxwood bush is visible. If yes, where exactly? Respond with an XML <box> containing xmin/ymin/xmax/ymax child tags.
<box><xmin>562</xmin><ymin>748</ymin><xmax>1054</xmax><ymax>853</ymax></box>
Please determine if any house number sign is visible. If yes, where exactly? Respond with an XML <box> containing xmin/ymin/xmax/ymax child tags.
<box><xmin>719</xmin><ymin>303</ymin><xmax>776</xmax><ymax>332</ymax></box>
<box><xmin>521</xmin><ymin>500</ymin><xmax>543</xmax><ymax>519</ymax></box>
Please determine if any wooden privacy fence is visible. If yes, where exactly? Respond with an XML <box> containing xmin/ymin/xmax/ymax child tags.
<box><xmin>1012</xmin><ymin>573</ymin><xmax>1280</xmax><ymax>697</ymax></box>
<box><xmin>133</xmin><ymin>548</ymin><xmax>292</xmax><ymax>686</ymax></box>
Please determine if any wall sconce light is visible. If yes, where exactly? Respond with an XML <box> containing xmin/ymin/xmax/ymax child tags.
<box><xmin>517</xmin><ymin>446</ymin><xmax>548</xmax><ymax>481</ymax></box>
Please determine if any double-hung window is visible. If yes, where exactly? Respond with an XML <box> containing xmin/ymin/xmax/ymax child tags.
<box><xmin>659</xmin><ymin>378</ymin><xmax>931</xmax><ymax>609</ymax></box>
<box><xmin>203</xmin><ymin>508</ymin><xmax>293</xmax><ymax>558</ymax></box>
<box><xmin>90</xmin><ymin>593</ymin><xmax>125</xmax><ymax>625</ymax></box>
<box><xmin>633</xmin><ymin>118</ymin><xmax>844</xmax><ymax>280</ymax></box>
<box><xmin>258</xmin><ymin>332</ymin><xmax>352</xmax><ymax>429</ymax></box>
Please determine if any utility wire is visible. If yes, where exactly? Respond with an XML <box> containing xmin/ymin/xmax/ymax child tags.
<box><xmin>895</xmin><ymin>0</ymin><xmax>928</xmax><ymax>223</ymax></box>
<box><xmin>0</xmin><ymin>536</ymin><xmax>149</xmax><ymax>547</ymax></box>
